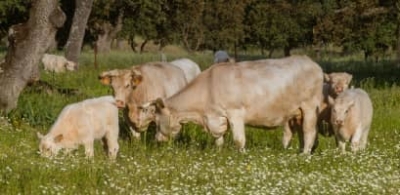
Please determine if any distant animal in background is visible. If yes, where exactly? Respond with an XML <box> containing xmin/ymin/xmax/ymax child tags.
<box><xmin>331</xmin><ymin>88</ymin><xmax>373</xmax><ymax>153</ymax></box>
<box><xmin>41</xmin><ymin>54</ymin><xmax>77</xmax><ymax>73</ymax></box>
<box><xmin>37</xmin><ymin>96</ymin><xmax>120</xmax><ymax>160</ymax></box>
<box><xmin>214</xmin><ymin>50</ymin><xmax>235</xmax><ymax>63</ymax></box>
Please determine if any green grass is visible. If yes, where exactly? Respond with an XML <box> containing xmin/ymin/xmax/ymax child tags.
<box><xmin>1</xmin><ymin>51</ymin><xmax>400</xmax><ymax>194</ymax></box>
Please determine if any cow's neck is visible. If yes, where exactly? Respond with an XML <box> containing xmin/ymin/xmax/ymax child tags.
<box><xmin>173</xmin><ymin>110</ymin><xmax>204</xmax><ymax>126</ymax></box>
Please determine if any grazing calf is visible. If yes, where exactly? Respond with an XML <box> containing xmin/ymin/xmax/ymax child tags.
<box><xmin>282</xmin><ymin>72</ymin><xmax>353</xmax><ymax>149</ymax></box>
<box><xmin>37</xmin><ymin>96</ymin><xmax>119</xmax><ymax>159</ymax></box>
<box><xmin>42</xmin><ymin>54</ymin><xmax>77</xmax><ymax>73</ymax></box>
<box><xmin>331</xmin><ymin>88</ymin><xmax>373</xmax><ymax>153</ymax></box>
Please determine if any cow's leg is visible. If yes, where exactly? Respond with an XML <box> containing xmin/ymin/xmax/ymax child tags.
<box><xmin>103</xmin><ymin>132</ymin><xmax>119</xmax><ymax>160</ymax></box>
<box><xmin>359</xmin><ymin>127</ymin><xmax>370</xmax><ymax>150</ymax></box>
<box><xmin>228</xmin><ymin>110</ymin><xmax>246</xmax><ymax>151</ymax></box>
<box><xmin>282</xmin><ymin>121</ymin><xmax>294</xmax><ymax>149</ymax></box>
<box><xmin>337</xmin><ymin>139</ymin><xmax>346</xmax><ymax>153</ymax></box>
<box><xmin>206</xmin><ymin>116</ymin><xmax>228</xmax><ymax>148</ymax></box>
<box><xmin>301</xmin><ymin>107</ymin><xmax>318</xmax><ymax>154</ymax></box>
<box><xmin>83</xmin><ymin>140</ymin><xmax>94</xmax><ymax>159</ymax></box>
<box><xmin>350</xmin><ymin>123</ymin><xmax>363</xmax><ymax>152</ymax></box>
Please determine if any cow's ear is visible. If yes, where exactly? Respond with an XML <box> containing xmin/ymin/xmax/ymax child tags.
<box><xmin>37</xmin><ymin>132</ymin><xmax>44</xmax><ymax>140</ymax></box>
<box><xmin>98</xmin><ymin>75</ymin><xmax>112</xmax><ymax>85</ymax></box>
<box><xmin>323</xmin><ymin>73</ymin><xmax>331</xmax><ymax>82</ymax></box>
<box><xmin>130</xmin><ymin>69</ymin><xmax>143</xmax><ymax>87</ymax></box>
<box><xmin>154</xmin><ymin>98</ymin><xmax>165</xmax><ymax>109</ymax></box>
<box><xmin>54</xmin><ymin>134</ymin><xmax>63</xmax><ymax>143</ymax></box>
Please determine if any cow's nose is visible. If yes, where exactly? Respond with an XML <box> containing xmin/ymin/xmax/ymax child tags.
<box><xmin>115</xmin><ymin>100</ymin><xmax>125</xmax><ymax>108</ymax></box>
<box><xmin>335</xmin><ymin>119</ymin><xmax>343</xmax><ymax>125</ymax></box>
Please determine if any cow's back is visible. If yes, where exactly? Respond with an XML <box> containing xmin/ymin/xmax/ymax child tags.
<box><xmin>169</xmin><ymin>58</ymin><xmax>201</xmax><ymax>83</ymax></box>
<box><xmin>208</xmin><ymin>55</ymin><xmax>323</xmax><ymax>126</ymax></box>
<box><xmin>132</xmin><ymin>62</ymin><xmax>187</xmax><ymax>104</ymax></box>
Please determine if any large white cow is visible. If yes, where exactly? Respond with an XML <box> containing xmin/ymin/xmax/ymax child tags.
<box><xmin>98</xmin><ymin>62</ymin><xmax>188</xmax><ymax>138</ymax></box>
<box><xmin>140</xmin><ymin>55</ymin><xmax>323</xmax><ymax>154</ymax></box>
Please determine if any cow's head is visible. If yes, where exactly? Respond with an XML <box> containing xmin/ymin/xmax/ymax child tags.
<box><xmin>331</xmin><ymin>96</ymin><xmax>354</xmax><ymax>127</ymax></box>
<box><xmin>37</xmin><ymin>132</ymin><xmax>63</xmax><ymax>158</ymax></box>
<box><xmin>128</xmin><ymin>101</ymin><xmax>156</xmax><ymax>132</ymax></box>
<box><xmin>98</xmin><ymin>68</ymin><xmax>143</xmax><ymax>108</ymax></box>
<box><xmin>324</xmin><ymin>72</ymin><xmax>352</xmax><ymax>97</ymax></box>
<box><xmin>143</xmin><ymin>98</ymin><xmax>181</xmax><ymax>142</ymax></box>
<box><xmin>65</xmin><ymin>61</ymin><xmax>77</xmax><ymax>71</ymax></box>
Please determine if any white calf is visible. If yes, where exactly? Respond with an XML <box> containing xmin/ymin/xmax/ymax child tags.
<box><xmin>42</xmin><ymin>54</ymin><xmax>77</xmax><ymax>73</ymax></box>
<box><xmin>331</xmin><ymin>88</ymin><xmax>373</xmax><ymax>153</ymax></box>
<box><xmin>37</xmin><ymin>96</ymin><xmax>119</xmax><ymax>159</ymax></box>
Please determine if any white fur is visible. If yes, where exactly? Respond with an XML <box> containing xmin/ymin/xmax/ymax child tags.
<box><xmin>42</xmin><ymin>54</ymin><xmax>77</xmax><ymax>73</ymax></box>
<box><xmin>169</xmin><ymin>58</ymin><xmax>201</xmax><ymax>83</ymax></box>
<box><xmin>38</xmin><ymin>96</ymin><xmax>119</xmax><ymax>159</ymax></box>
<box><xmin>331</xmin><ymin>88</ymin><xmax>373</xmax><ymax>153</ymax></box>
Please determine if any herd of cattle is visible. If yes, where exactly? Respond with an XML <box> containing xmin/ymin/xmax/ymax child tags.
<box><xmin>37</xmin><ymin>54</ymin><xmax>373</xmax><ymax>160</ymax></box>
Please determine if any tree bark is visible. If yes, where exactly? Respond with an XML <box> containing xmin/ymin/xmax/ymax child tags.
<box><xmin>65</xmin><ymin>0</ymin><xmax>94</xmax><ymax>68</ymax></box>
<box><xmin>0</xmin><ymin>0</ymin><xmax>66</xmax><ymax>114</ymax></box>
<box><xmin>95</xmin><ymin>9</ymin><xmax>124</xmax><ymax>53</ymax></box>
<box><xmin>397</xmin><ymin>22</ymin><xmax>400</xmax><ymax>67</ymax></box>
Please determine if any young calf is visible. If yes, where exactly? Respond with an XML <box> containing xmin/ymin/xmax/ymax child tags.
<box><xmin>331</xmin><ymin>88</ymin><xmax>373</xmax><ymax>153</ymax></box>
<box><xmin>37</xmin><ymin>96</ymin><xmax>120</xmax><ymax>159</ymax></box>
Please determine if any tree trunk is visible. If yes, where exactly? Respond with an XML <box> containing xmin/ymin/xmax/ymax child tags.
<box><xmin>0</xmin><ymin>0</ymin><xmax>66</xmax><ymax>114</ymax></box>
<box><xmin>397</xmin><ymin>23</ymin><xmax>400</xmax><ymax>67</ymax></box>
<box><xmin>95</xmin><ymin>9</ymin><xmax>124</xmax><ymax>53</ymax></box>
<box><xmin>140</xmin><ymin>39</ymin><xmax>148</xmax><ymax>53</ymax></box>
<box><xmin>284</xmin><ymin>46</ymin><xmax>291</xmax><ymax>57</ymax></box>
<box><xmin>65</xmin><ymin>0</ymin><xmax>94</xmax><ymax>68</ymax></box>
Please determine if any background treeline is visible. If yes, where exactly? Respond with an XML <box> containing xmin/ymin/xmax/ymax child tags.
<box><xmin>0</xmin><ymin>0</ymin><xmax>399</xmax><ymax>61</ymax></box>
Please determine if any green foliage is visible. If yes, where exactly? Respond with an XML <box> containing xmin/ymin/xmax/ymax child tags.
<box><xmin>0</xmin><ymin>0</ymin><xmax>29</xmax><ymax>39</ymax></box>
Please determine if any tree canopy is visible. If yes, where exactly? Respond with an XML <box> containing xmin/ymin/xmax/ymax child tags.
<box><xmin>0</xmin><ymin>0</ymin><xmax>399</xmax><ymax>59</ymax></box>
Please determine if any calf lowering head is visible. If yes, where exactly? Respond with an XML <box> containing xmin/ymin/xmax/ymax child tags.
<box><xmin>130</xmin><ymin>101</ymin><xmax>157</xmax><ymax>132</ymax></box>
<box><xmin>144</xmin><ymin>98</ymin><xmax>181</xmax><ymax>141</ymax></box>
<box><xmin>98</xmin><ymin>68</ymin><xmax>143</xmax><ymax>108</ymax></box>
<box><xmin>37</xmin><ymin>132</ymin><xmax>63</xmax><ymax>158</ymax></box>
<box><xmin>65</xmin><ymin>61</ymin><xmax>77</xmax><ymax>71</ymax></box>
<box><xmin>324</xmin><ymin>72</ymin><xmax>352</xmax><ymax>97</ymax></box>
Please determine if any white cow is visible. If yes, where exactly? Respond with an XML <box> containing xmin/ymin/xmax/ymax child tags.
<box><xmin>331</xmin><ymin>88</ymin><xmax>373</xmax><ymax>153</ymax></box>
<box><xmin>169</xmin><ymin>58</ymin><xmax>201</xmax><ymax>83</ymax></box>
<box><xmin>98</xmin><ymin>62</ymin><xmax>187</xmax><ymax>138</ymax></box>
<box><xmin>42</xmin><ymin>54</ymin><xmax>77</xmax><ymax>73</ymax></box>
<box><xmin>139</xmin><ymin>55</ymin><xmax>323</xmax><ymax>154</ymax></box>
<box><xmin>37</xmin><ymin>96</ymin><xmax>119</xmax><ymax>159</ymax></box>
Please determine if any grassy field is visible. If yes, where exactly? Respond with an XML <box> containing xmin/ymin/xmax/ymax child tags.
<box><xmin>0</xmin><ymin>51</ymin><xmax>400</xmax><ymax>194</ymax></box>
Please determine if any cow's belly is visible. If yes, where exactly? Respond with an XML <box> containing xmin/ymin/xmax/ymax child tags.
<box><xmin>246</xmin><ymin>116</ymin><xmax>286</xmax><ymax>127</ymax></box>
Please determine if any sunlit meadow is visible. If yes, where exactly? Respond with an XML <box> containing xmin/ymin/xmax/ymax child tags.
<box><xmin>0</xmin><ymin>50</ymin><xmax>399</xmax><ymax>194</ymax></box>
